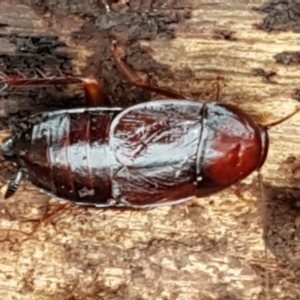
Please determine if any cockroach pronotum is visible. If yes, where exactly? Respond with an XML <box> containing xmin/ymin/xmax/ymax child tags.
<box><xmin>0</xmin><ymin>41</ymin><xmax>299</xmax><ymax>208</ymax></box>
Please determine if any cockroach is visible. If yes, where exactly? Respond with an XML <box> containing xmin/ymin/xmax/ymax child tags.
<box><xmin>0</xmin><ymin>41</ymin><xmax>299</xmax><ymax>208</ymax></box>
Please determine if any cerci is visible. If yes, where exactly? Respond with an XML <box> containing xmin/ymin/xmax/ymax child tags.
<box><xmin>0</xmin><ymin>42</ymin><xmax>290</xmax><ymax>208</ymax></box>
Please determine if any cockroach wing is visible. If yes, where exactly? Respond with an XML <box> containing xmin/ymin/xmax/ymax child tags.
<box><xmin>109</xmin><ymin>100</ymin><xmax>204</xmax><ymax>207</ymax></box>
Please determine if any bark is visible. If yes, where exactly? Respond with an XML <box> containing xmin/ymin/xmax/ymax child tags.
<box><xmin>0</xmin><ymin>0</ymin><xmax>300</xmax><ymax>299</ymax></box>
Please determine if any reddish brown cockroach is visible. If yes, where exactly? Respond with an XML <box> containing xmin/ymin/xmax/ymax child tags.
<box><xmin>1</xmin><ymin>42</ymin><xmax>298</xmax><ymax>208</ymax></box>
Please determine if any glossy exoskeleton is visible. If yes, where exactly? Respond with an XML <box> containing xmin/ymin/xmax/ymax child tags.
<box><xmin>0</xmin><ymin>42</ymin><xmax>297</xmax><ymax>208</ymax></box>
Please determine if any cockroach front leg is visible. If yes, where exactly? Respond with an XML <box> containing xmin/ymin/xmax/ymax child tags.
<box><xmin>0</xmin><ymin>69</ymin><xmax>108</xmax><ymax>107</ymax></box>
<box><xmin>110</xmin><ymin>41</ymin><xmax>189</xmax><ymax>100</ymax></box>
<box><xmin>205</xmin><ymin>75</ymin><xmax>225</xmax><ymax>102</ymax></box>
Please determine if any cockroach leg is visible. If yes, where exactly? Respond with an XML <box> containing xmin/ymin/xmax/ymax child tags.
<box><xmin>80</xmin><ymin>76</ymin><xmax>109</xmax><ymax>107</ymax></box>
<box><xmin>110</xmin><ymin>41</ymin><xmax>189</xmax><ymax>100</ymax></box>
<box><xmin>200</xmin><ymin>75</ymin><xmax>225</xmax><ymax>102</ymax></box>
<box><xmin>213</xmin><ymin>76</ymin><xmax>225</xmax><ymax>102</ymax></box>
<box><xmin>31</xmin><ymin>201</ymin><xmax>75</xmax><ymax>232</ymax></box>
<box><xmin>0</xmin><ymin>70</ymin><xmax>108</xmax><ymax>107</ymax></box>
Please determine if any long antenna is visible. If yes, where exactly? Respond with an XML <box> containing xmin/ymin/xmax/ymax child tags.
<box><xmin>264</xmin><ymin>106</ymin><xmax>300</xmax><ymax>128</ymax></box>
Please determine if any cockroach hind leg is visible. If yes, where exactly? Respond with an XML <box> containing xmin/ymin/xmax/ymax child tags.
<box><xmin>81</xmin><ymin>76</ymin><xmax>109</xmax><ymax>107</ymax></box>
<box><xmin>4</xmin><ymin>169</ymin><xmax>23</xmax><ymax>199</ymax></box>
<box><xmin>110</xmin><ymin>40</ymin><xmax>189</xmax><ymax>100</ymax></box>
<box><xmin>0</xmin><ymin>69</ymin><xmax>108</xmax><ymax>107</ymax></box>
<box><xmin>32</xmin><ymin>69</ymin><xmax>109</xmax><ymax>106</ymax></box>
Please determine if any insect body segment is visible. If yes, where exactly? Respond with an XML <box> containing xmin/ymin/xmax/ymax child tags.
<box><xmin>1</xmin><ymin>41</ymin><xmax>296</xmax><ymax>208</ymax></box>
<box><xmin>1</xmin><ymin>99</ymin><xmax>269</xmax><ymax>208</ymax></box>
<box><xmin>2</xmin><ymin>108</ymin><xmax>121</xmax><ymax>204</ymax></box>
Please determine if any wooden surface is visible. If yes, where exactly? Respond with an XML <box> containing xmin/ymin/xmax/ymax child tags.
<box><xmin>1</xmin><ymin>1</ymin><xmax>300</xmax><ymax>299</ymax></box>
